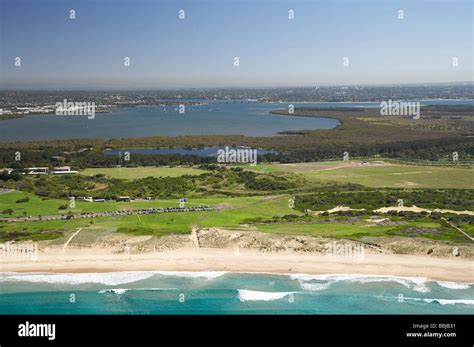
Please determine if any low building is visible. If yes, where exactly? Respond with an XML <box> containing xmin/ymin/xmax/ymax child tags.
<box><xmin>0</xmin><ymin>168</ymin><xmax>13</xmax><ymax>174</ymax></box>
<box><xmin>52</xmin><ymin>166</ymin><xmax>78</xmax><ymax>174</ymax></box>
<box><xmin>116</xmin><ymin>196</ymin><xmax>131</xmax><ymax>202</ymax></box>
<box><xmin>51</xmin><ymin>156</ymin><xmax>66</xmax><ymax>162</ymax></box>
<box><xmin>26</xmin><ymin>167</ymin><xmax>49</xmax><ymax>175</ymax></box>
<box><xmin>76</xmin><ymin>196</ymin><xmax>93</xmax><ymax>202</ymax></box>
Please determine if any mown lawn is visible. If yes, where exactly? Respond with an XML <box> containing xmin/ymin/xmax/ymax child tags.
<box><xmin>80</xmin><ymin>166</ymin><xmax>206</xmax><ymax>179</ymax></box>
<box><xmin>0</xmin><ymin>191</ymin><xmax>255</xmax><ymax>218</ymax></box>
<box><xmin>238</xmin><ymin>161</ymin><xmax>473</xmax><ymax>189</ymax></box>
<box><xmin>0</xmin><ymin>195</ymin><xmax>297</xmax><ymax>239</ymax></box>
<box><xmin>306</xmin><ymin>165</ymin><xmax>473</xmax><ymax>189</ymax></box>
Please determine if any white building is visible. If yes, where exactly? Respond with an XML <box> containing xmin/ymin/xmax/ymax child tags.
<box><xmin>26</xmin><ymin>167</ymin><xmax>49</xmax><ymax>175</ymax></box>
<box><xmin>51</xmin><ymin>166</ymin><xmax>78</xmax><ymax>174</ymax></box>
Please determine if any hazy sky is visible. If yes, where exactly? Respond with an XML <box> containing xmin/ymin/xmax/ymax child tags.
<box><xmin>0</xmin><ymin>0</ymin><xmax>472</xmax><ymax>89</ymax></box>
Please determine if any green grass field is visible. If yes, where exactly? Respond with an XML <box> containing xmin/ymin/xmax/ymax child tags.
<box><xmin>0</xmin><ymin>191</ymin><xmax>295</xmax><ymax>230</ymax></box>
<box><xmin>459</xmin><ymin>224</ymin><xmax>474</xmax><ymax>237</ymax></box>
<box><xmin>237</xmin><ymin>161</ymin><xmax>473</xmax><ymax>189</ymax></box>
<box><xmin>1</xmin><ymin>160</ymin><xmax>472</xmax><ymax>243</ymax></box>
<box><xmin>1</xmin><ymin>189</ymin><xmax>468</xmax><ymax>243</ymax></box>
<box><xmin>0</xmin><ymin>190</ymin><xmax>272</xmax><ymax>218</ymax></box>
<box><xmin>0</xmin><ymin>194</ymin><xmax>299</xmax><ymax>240</ymax></box>
<box><xmin>305</xmin><ymin>164</ymin><xmax>473</xmax><ymax>189</ymax></box>
<box><xmin>0</xmin><ymin>191</ymin><xmax>180</xmax><ymax>218</ymax></box>
<box><xmin>3</xmin><ymin>210</ymin><xmax>465</xmax><ymax>243</ymax></box>
<box><xmin>80</xmin><ymin>166</ymin><xmax>206</xmax><ymax>179</ymax></box>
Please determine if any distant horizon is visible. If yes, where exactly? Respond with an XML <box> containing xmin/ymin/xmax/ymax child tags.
<box><xmin>1</xmin><ymin>81</ymin><xmax>473</xmax><ymax>92</ymax></box>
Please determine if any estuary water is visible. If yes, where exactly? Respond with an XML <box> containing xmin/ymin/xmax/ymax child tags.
<box><xmin>1</xmin><ymin>272</ymin><xmax>472</xmax><ymax>314</ymax></box>
<box><xmin>1</xmin><ymin>99</ymin><xmax>472</xmax><ymax>141</ymax></box>
<box><xmin>0</xmin><ymin>102</ymin><xmax>340</xmax><ymax>141</ymax></box>
<box><xmin>103</xmin><ymin>146</ymin><xmax>277</xmax><ymax>157</ymax></box>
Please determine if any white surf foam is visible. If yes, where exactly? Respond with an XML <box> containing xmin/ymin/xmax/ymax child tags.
<box><xmin>0</xmin><ymin>271</ymin><xmax>226</xmax><ymax>285</ymax></box>
<box><xmin>98</xmin><ymin>287</ymin><xmax>177</xmax><ymax>294</ymax></box>
<box><xmin>424</xmin><ymin>299</ymin><xmax>474</xmax><ymax>305</ymax></box>
<box><xmin>0</xmin><ymin>272</ymin><xmax>155</xmax><ymax>285</ymax></box>
<box><xmin>299</xmin><ymin>281</ymin><xmax>332</xmax><ymax>291</ymax></box>
<box><xmin>403</xmin><ymin>296</ymin><xmax>474</xmax><ymax>306</ymax></box>
<box><xmin>99</xmin><ymin>288</ymin><xmax>129</xmax><ymax>295</ymax></box>
<box><xmin>153</xmin><ymin>271</ymin><xmax>227</xmax><ymax>280</ymax></box>
<box><xmin>436</xmin><ymin>281</ymin><xmax>471</xmax><ymax>290</ymax></box>
<box><xmin>237</xmin><ymin>289</ymin><xmax>294</xmax><ymax>302</ymax></box>
<box><xmin>289</xmin><ymin>273</ymin><xmax>430</xmax><ymax>293</ymax></box>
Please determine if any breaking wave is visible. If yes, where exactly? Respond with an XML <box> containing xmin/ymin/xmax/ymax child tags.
<box><xmin>237</xmin><ymin>290</ymin><xmax>295</xmax><ymax>302</ymax></box>
<box><xmin>403</xmin><ymin>296</ymin><xmax>474</xmax><ymax>306</ymax></box>
<box><xmin>0</xmin><ymin>271</ymin><xmax>227</xmax><ymax>285</ymax></box>
<box><xmin>290</xmin><ymin>274</ymin><xmax>431</xmax><ymax>293</ymax></box>
<box><xmin>436</xmin><ymin>281</ymin><xmax>471</xmax><ymax>290</ymax></box>
<box><xmin>153</xmin><ymin>271</ymin><xmax>227</xmax><ymax>280</ymax></box>
<box><xmin>98</xmin><ymin>287</ymin><xmax>178</xmax><ymax>295</ymax></box>
<box><xmin>0</xmin><ymin>272</ymin><xmax>155</xmax><ymax>285</ymax></box>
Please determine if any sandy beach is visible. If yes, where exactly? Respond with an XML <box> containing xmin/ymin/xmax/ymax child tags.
<box><xmin>2</xmin><ymin>246</ymin><xmax>473</xmax><ymax>283</ymax></box>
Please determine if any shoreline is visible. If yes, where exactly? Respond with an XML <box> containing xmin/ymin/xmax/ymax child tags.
<box><xmin>2</xmin><ymin>247</ymin><xmax>473</xmax><ymax>283</ymax></box>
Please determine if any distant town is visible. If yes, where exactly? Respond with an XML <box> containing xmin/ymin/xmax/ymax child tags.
<box><xmin>0</xmin><ymin>83</ymin><xmax>472</xmax><ymax>119</ymax></box>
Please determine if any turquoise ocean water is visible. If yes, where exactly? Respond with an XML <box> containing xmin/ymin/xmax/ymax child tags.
<box><xmin>1</xmin><ymin>272</ymin><xmax>473</xmax><ymax>314</ymax></box>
